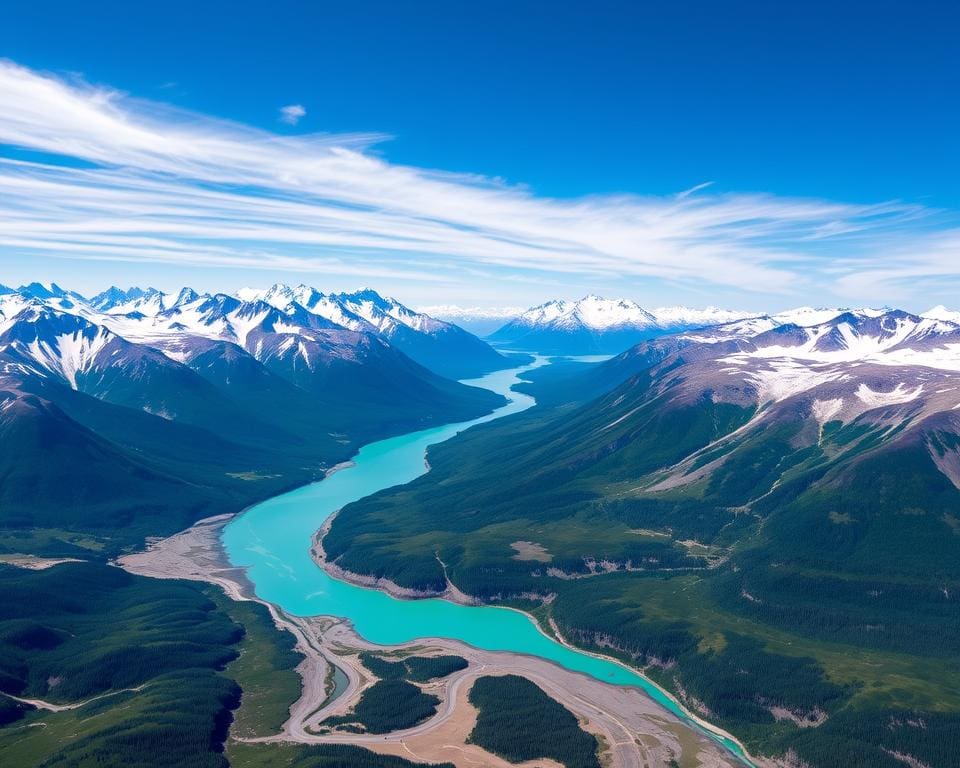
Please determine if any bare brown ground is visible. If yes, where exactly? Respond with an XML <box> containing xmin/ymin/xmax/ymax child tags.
<box><xmin>510</xmin><ymin>540</ymin><xmax>553</xmax><ymax>562</ymax></box>
<box><xmin>0</xmin><ymin>554</ymin><xmax>84</xmax><ymax>570</ymax></box>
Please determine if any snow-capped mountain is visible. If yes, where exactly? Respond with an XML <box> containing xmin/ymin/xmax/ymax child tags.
<box><xmin>0</xmin><ymin>283</ymin><xmax>512</xmax><ymax>554</ymax></box>
<box><xmin>922</xmin><ymin>305</ymin><xmax>960</xmax><ymax>324</ymax></box>
<box><xmin>672</xmin><ymin>306</ymin><xmax>912</xmax><ymax>347</ymax></box>
<box><xmin>8</xmin><ymin>282</ymin><xmax>517</xmax><ymax>380</ymax></box>
<box><xmin>555</xmin><ymin>309</ymin><xmax>960</xmax><ymax>544</ymax></box>
<box><xmin>240</xmin><ymin>284</ymin><xmax>522</xmax><ymax>378</ymax></box>
<box><xmin>705</xmin><ymin>310</ymin><xmax>960</xmax><ymax>415</ymax></box>
<box><xmin>0</xmin><ymin>284</ymin><xmax>507</xmax><ymax>422</ymax></box>
<box><xmin>3</xmin><ymin>288</ymin><xmax>483</xmax><ymax>414</ymax></box>
<box><xmin>89</xmin><ymin>286</ymin><xmax>166</xmax><ymax>315</ymax></box>
<box><xmin>489</xmin><ymin>295</ymin><xmax>756</xmax><ymax>354</ymax></box>
<box><xmin>244</xmin><ymin>283</ymin><xmax>444</xmax><ymax>334</ymax></box>
<box><xmin>333</xmin><ymin>289</ymin><xmax>447</xmax><ymax>334</ymax></box>
<box><xmin>588</xmin><ymin>307</ymin><xmax>960</xmax><ymax>412</ymax></box>
<box><xmin>0</xmin><ymin>283</ymin><xmax>508</xmax><ymax>535</ymax></box>
<box><xmin>240</xmin><ymin>283</ymin><xmax>323</xmax><ymax>312</ymax></box>
<box><xmin>86</xmin><ymin>286</ymin><xmax>207</xmax><ymax>317</ymax></box>
<box><xmin>0</xmin><ymin>301</ymin><xmax>264</xmax><ymax>430</ymax></box>
<box><xmin>0</xmin><ymin>303</ymin><xmax>119</xmax><ymax>389</ymax></box>
<box><xmin>95</xmin><ymin>291</ymin><xmax>342</xmax><ymax>360</ymax></box>
<box><xmin>513</xmin><ymin>296</ymin><xmax>657</xmax><ymax>329</ymax></box>
<box><xmin>549</xmin><ymin>306</ymin><xmax>960</xmax><ymax>421</ymax></box>
<box><xmin>520</xmin><ymin>307</ymin><xmax>960</xmax><ymax>551</ymax></box>
<box><xmin>16</xmin><ymin>282</ymin><xmax>72</xmax><ymax>301</ymax></box>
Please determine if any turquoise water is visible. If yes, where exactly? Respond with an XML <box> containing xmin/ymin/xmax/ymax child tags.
<box><xmin>222</xmin><ymin>360</ymin><xmax>753</xmax><ymax>765</ymax></box>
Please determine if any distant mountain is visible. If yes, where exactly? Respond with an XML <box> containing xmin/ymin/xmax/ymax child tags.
<box><xmin>0</xmin><ymin>285</ymin><xmax>505</xmax><ymax>553</ymax></box>
<box><xmin>519</xmin><ymin>306</ymin><xmax>930</xmax><ymax>404</ymax></box>
<box><xmin>243</xmin><ymin>283</ymin><xmax>523</xmax><ymax>378</ymax></box>
<box><xmin>13</xmin><ymin>282</ymin><xmax>90</xmax><ymax>315</ymax></box>
<box><xmin>16</xmin><ymin>282</ymin><xmax>71</xmax><ymax>301</ymax></box>
<box><xmin>0</xmin><ymin>284</ymin><xmax>12</xmax><ymax>296</ymax></box>
<box><xmin>489</xmin><ymin>295</ymin><xmax>753</xmax><ymax>354</ymax></box>
<box><xmin>89</xmin><ymin>286</ymin><xmax>165</xmax><ymax>315</ymax></box>
<box><xmin>923</xmin><ymin>304</ymin><xmax>960</xmax><ymax>324</ymax></box>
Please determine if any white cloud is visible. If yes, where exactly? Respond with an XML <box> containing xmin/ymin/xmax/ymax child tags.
<box><xmin>278</xmin><ymin>103</ymin><xmax>306</xmax><ymax>125</ymax></box>
<box><xmin>0</xmin><ymin>59</ymin><xmax>955</xmax><ymax>304</ymax></box>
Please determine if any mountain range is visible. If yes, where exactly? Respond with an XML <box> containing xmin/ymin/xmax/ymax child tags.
<box><xmin>5</xmin><ymin>279</ymin><xmax>960</xmax><ymax>765</ymax></box>
<box><xmin>487</xmin><ymin>295</ymin><xmax>755</xmax><ymax>354</ymax></box>
<box><xmin>323</xmin><ymin>305</ymin><xmax>960</xmax><ymax>768</ymax></box>
<box><xmin>0</xmin><ymin>282</ymin><xmax>513</xmax><ymax>554</ymax></box>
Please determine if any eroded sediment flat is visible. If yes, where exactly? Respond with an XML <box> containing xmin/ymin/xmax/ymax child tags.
<box><xmin>119</xmin><ymin>515</ymin><xmax>745</xmax><ymax>768</ymax></box>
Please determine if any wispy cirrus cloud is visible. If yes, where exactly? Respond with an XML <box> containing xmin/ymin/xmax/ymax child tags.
<box><xmin>0</xmin><ymin>59</ymin><xmax>955</xmax><ymax>304</ymax></box>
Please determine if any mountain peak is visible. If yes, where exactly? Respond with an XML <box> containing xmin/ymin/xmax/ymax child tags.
<box><xmin>337</xmin><ymin>287</ymin><xmax>394</xmax><ymax>308</ymax></box>
<box><xmin>173</xmin><ymin>287</ymin><xmax>200</xmax><ymax>307</ymax></box>
<box><xmin>88</xmin><ymin>286</ymin><xmax>162</xmax><ymax>311</ymax></box>
<box><xmin>513</xmin><ymin>295</ymin><xmax>656</xmax><ymax>331</ymax></box>
<box><xmin>17</xmin><ymin>281</ymin><xmax>68</xmax><ymax>300</ymax></box>
<box><xmin>922</xmin><ymin>305</ymin><xmax>960</xmax><ymax>323</ymax></box>
<box><xmin>247</xmin><ymin>283</ymin><xmax>327</xmax><ymax>312</ymax></box>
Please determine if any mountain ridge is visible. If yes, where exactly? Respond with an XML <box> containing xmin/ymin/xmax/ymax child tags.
<box><xmin>0</xmin><ymin>282</ymin><xmax>507</xmax><ymax>555</ymax></box>
<box><xmin>489</xmin><ymin>295</ymin><xmax>757</xmax><ymax>354</ymax></box>
<box><xmin>235</xmin><ymin>283</ymin><xmax>525</xmax><ymax>378</ymax></box>
<box><xmin>321</xmin><ymin>304</ymin><xmax>960</xmax><ymax>766</ymax></box>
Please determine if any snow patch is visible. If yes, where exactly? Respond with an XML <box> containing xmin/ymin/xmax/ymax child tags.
<box><xmin>811</xmin><ymin>398</ymin><xmax>844</xmax><ymax>424</ymax></box>
<box><xmin>855</xmin><ymin>383</ymin><xmax>923</xmax><ymax>408</ymax></box>
<box><xmin>741</xmin><ymin>361</ymin><xmax>847</xmax><ymax>404</ymax></box>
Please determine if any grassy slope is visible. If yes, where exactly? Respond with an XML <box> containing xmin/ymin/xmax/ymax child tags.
<box><xmin>209</xmin><ymin>593</ymin><xmax>302</xmax><ymax>740</ymax></box>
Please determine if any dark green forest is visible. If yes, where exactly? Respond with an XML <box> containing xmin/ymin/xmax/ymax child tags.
<box><xmin>0</xmin><ymin>562</ymin><xmax>457</xmax><ymax>768</ymax></box>
<box><xmin>322</xmin><ymin>679</ymin><xmax>439</xmax><ymax>734</ymax></box>
<box><xmin>0</xmin><ymin>562</ymin><xmax>244</xmax><ymax>767</ymax></box>
<box><xmin>467</xmin><ymin>674</ymin><xmax>600</xmax><ymax>768</ymax></box>
<box><xmin>229</xmin><ymin>743</ymin><xmax>454</xmax><ymax>768</ymax></box>
<box><xmin>321</xmin><ymin>652</ymin><xmax>466</xmax><ymax>734</ymax></box>
<box><xmin>357</xmin><ymin>652</ymin><xmax>467</xmax><ymax>683</ymax></box>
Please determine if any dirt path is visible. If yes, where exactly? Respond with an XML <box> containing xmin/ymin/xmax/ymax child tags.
<box><xmin>118</xmin><ymin>514</ymin><xmax>747</xmax><ymax>768</ymax></box>
<box><xmin>1</xmin><ymin>685</ymin><xmax>147</xmax><ymax>712</ymax></box>
<box><xmin>0</xmin><ymin>555</ymin><xmax>84</xmax><ymax>570</ymax></box>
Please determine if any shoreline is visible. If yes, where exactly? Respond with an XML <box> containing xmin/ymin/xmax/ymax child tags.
<box><xmin>311</xmin><ymin>511</ymin><xmax>481</xmax><ymax>605</ymax></box>
<box><xmin>311</xmin><ymin>513</ymin><xmax>758</xmax><ymax>765</ymax></box>
<box><xmin>118</xmin><ymin>512</ymin><xmax>746</xmax><ymax>768</ymax></box>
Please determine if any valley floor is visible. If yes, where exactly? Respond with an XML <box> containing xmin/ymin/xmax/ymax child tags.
<box><xmin>118</xmin><ymin>514</ymin><xmax>744</xmax><ymax>768</ymax></box>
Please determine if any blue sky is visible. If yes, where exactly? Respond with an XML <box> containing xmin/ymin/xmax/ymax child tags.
<box><xmin>0</xmin><ymin>1</ymin><xmax>958</xmax><ymax>311</ymax></box>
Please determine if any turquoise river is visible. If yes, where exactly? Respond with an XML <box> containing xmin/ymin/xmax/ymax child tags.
<box><xmin>222</xmin><ymin>359</ymin><xmax>754</xmax><ymax>766</ymax></box>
